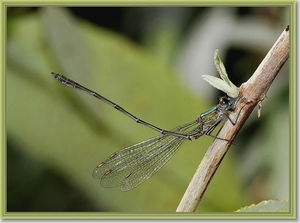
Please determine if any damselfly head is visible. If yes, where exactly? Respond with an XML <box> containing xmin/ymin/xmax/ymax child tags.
<box><xmin>218</xmin><ymin>96</ymin><xmax>236</xmax><ymax>111</ymax></box>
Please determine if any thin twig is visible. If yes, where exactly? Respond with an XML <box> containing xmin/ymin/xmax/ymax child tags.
<box><xmin>176</xmin><ymin>25</ymin><xmax>289</xmax><ymax>212</ymax></box>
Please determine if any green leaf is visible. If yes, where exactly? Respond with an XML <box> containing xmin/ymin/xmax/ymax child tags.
<box><xmin>202</xmin><ymin>74</ymin><xmax>237</xmax><ymax>97</ymax></box>
<box><xmin>202</xmin><ymin>49</ymin><xmax>239</xmax><ymax>98</ymax></box>
<box><xmin>236</xmin><ymin>200</ymin><xmax>289</xmax><ymax>212</ymax></box>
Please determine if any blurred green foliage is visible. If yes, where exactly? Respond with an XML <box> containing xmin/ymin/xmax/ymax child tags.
<box><xmin>6</xmin><ymin>7</ymin><xmax>290</xmax><ymax>214</ymax></box>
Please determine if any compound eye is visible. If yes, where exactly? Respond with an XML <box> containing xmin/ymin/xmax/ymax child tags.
<box><xmin>220</xmin><ymin>96</ymin><xmax>228</xmax><ymax>105</ymax></box>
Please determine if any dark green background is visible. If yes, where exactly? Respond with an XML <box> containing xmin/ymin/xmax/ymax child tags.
<box><xmin>6</xmin><ymin>7</ymin><xmax>289</xmax><ymax>213</ymax></box>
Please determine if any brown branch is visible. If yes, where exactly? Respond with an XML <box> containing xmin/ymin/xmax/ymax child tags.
<box><xmin>176</xmin><ymin>25</ymin><xmax>289</xmax><ymax>212</ymax></box>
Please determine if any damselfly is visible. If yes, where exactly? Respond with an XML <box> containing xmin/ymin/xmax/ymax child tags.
<box><xmin>52</xmin><ymin>72</ymin><xmax>238</xmax><ymax>191</ymax></box>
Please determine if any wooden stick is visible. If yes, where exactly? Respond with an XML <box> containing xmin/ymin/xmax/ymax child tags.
<box><xmin>176</xmin><ymin>25</ymin><xmax>289</xmax><ymax>212</ymax></box>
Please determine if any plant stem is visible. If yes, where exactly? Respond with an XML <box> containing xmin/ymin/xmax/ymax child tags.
<box><xmin>176</xmin><ymin>25</ymin><xmax>289</xmax><ymax>212</ymax></box>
